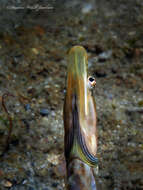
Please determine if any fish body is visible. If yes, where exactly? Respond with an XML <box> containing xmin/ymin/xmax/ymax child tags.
<box><xmin>64</xmin><ymin>46</ymin><xmax>98</xmax><ymax>190</ymax></box>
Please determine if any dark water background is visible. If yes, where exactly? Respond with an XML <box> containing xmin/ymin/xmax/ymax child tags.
<box><xmin>0</xmin><ymin>0</ymin><xmax>143</xmax><ymax>189</ymax></box>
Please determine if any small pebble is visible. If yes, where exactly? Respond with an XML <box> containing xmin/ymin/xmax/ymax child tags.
<box><xmin>40</xmin><ymin>108</ymin><xmax>49</xmax><ymax>116</ymax></box>
<box><xmin>98</xmin><ymin>50</ymin><xmax>112</xmax><ymax>60</ymax></box>
<box><xmin>82</xmin><ymin>3</ymin><xmax>92</xmax><ymax>14</ymax></box>
<box><xmin>31</xmin><ymin>48</ymin><xmax>39</xmax><ymax>55</ymax></box>
<box><xmin>22</xmin><ymin>179</ymin><xmax>27</xmax><ymax>184</ymax></box>
<box><xmin>52</xmin><ymin>182</ymin><xmax>58</xmax><ymax>187</ymax></box>
<box><xmin>3</xmin><ymin>180</ymin><xmax>12</xmax><ymax>187</ymax></box>
<box><xmin>51</xmin><ymin>111</ymin><xmax>56</xmax><ymax>116</ymax></box>
<box><xmin>25</xmin><ymin>104</ymin><xmax>31</xmax><ymax>111</ymax></box>
<box><xmin>38</xmin><ymin>98</ymin><xmax>45</xmax><ymax>104</ymax></box>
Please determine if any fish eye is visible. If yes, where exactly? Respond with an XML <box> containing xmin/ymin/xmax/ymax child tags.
<box><xmin>89</xmin><ymin>77</ymin><xmax>95</xmax><ymax>82</ymax></box>
<box><xmin>88</xmin><ymin>76</ymin><xmax>96</xmax><ymax>89</ymax></box>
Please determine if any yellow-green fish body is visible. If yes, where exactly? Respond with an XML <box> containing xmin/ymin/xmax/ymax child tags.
<box><xmin>64</xmin><ymin>46</ymin><xmax>98</xmax><ymax>190</ymax></box>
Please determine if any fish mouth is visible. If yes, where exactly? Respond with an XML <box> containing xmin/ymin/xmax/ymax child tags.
<box><xmin>68</xmin><ymin>46</ymin><xmax>88</xmax><ymax>78</ymax></box>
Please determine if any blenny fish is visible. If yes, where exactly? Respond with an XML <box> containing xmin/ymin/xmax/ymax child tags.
<box><xmin>64</xmin><ymin>46</ymin><xmax>98</xmax><ymax>190</ymax></box>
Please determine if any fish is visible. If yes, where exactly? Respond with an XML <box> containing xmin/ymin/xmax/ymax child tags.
<box><xmin>64</xmin><ymin>46</ymin><xmax>98</xmax><ymax>190</ymax></box>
